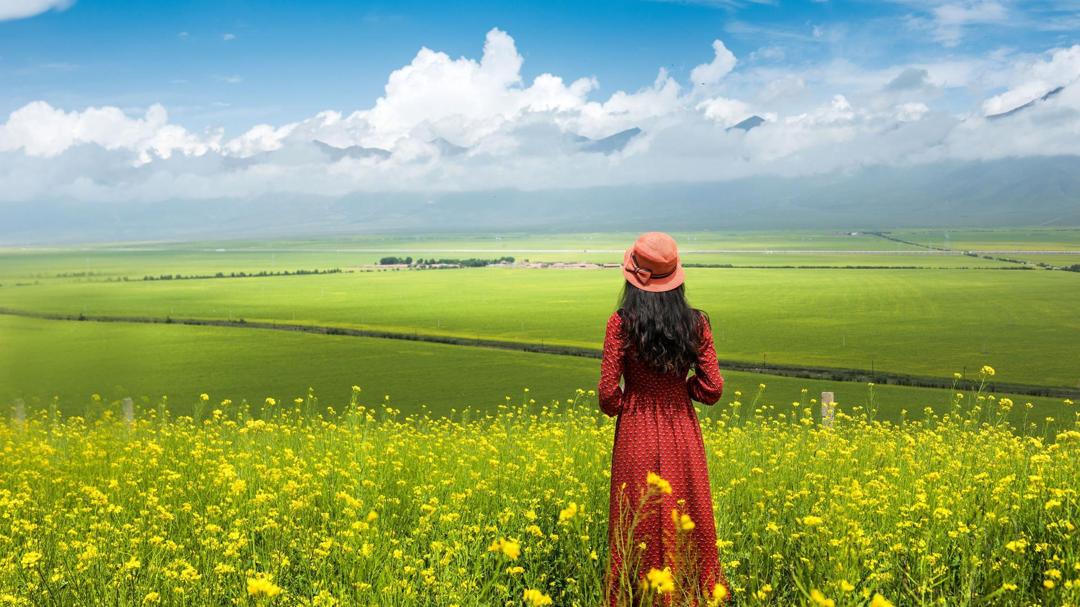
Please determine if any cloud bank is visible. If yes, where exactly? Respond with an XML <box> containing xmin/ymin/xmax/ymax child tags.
<box><xmin>0</xmin><ymin>0</ymin><xmax>72</xmax><ymax>22</ymax></box>
<box><xmin>2</xmin><ymin>27</ymin><xmax>1080</xmax><ymax>203</ymax></box>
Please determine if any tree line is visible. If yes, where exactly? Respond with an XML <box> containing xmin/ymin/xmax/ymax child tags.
<box><xmin>379</xmin><ymin>256</ymin><xmax>515</xmax><ymax>267</ymax></box>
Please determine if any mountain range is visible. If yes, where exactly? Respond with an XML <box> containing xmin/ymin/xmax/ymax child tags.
<box><xmin>3</xmin><ymin>155</ymin><xmax>1078</xmax><ymax>245</ymax></box>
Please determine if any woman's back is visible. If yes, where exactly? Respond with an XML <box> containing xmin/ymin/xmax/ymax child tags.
<box><xmin>599</xmin><ymin>309</ymin><xmax>724</xmax><ymax>417</ymax></box>
<box><xmin>599</xmin><ymin>232</ymin><xmax>730</xmax><ymax>606</ymax></box>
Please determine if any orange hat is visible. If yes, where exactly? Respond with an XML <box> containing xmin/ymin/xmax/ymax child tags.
<box><xmin>622</xmin><ymin>232</ymin><xmax>685</xmax><ymax>292</ymax></box>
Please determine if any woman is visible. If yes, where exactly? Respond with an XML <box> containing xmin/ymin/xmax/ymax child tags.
<box><xmin>600</xmin><ymin>232</ymin><xmax>730</xmax><ymax>605</ymax></box>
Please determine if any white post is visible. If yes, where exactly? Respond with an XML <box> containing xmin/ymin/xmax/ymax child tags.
<box><xmin>12</xmin><ymin>398</ymin><xmax>26</xmax><ymax>430</ymax></box>
<box><xmin>821</xmin><ymin>392</ymin><xmax>835</xmax><ymax>428</ymax></box>
<box><xmin>122</xmin><ymin>397</ymin><xmax>135</xmax><ymax>424</ymax></box>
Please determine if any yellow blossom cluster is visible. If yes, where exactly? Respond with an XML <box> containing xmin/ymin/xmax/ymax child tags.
<box><xmin>0</xmin><ymin>382</ymin><xmax>1077</xmax><ymax>605</ymax></box>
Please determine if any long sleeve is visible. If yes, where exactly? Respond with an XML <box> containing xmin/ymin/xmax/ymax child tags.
<box><xmin>598</xmin><ymin>311</ymin><xmax>625</xmax><ymax>417</ymax></box>
<box><xmin>687</xmin><ymin>314</ymin><xmax>724</xmax><ymax>405</ymax></box>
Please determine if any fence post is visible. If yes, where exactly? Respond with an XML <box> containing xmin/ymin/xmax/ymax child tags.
<box><xmin>821</xmin><ymin>392</ymin><xmax>835</xmax><ymax>428</ymax></box>
<box><xmin>122</xmin><ymin>397</ymin><xmax>135</xmax><ymax>424</ymax></box>
<box><xmin>12</xmin><ymin>398</ymin><xmax>26</xmax><ymax>430</ymax></box>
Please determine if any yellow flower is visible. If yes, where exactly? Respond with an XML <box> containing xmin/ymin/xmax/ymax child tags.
<box><xmin>870</xmin><ymin>594</ymin><xmax>895</xmax><ymax>607</ymax></box>
<box><xmin>199</xmin><ymin>393</ymin><xmax>209</xmax><ymax>402</ymax></box>
<box><xmin>247</xmin><ymin>575</ymin><xmax>283</xmax><ymax>598</ymax></box>
<box><xmin>801</xmin><ymin>515</ymin><xmax>824</xmax><ymax>527</ymax></box>
<box><xmin>646</xmin><ymin>472</ymin><xmax>672</xmax><ymax>495</ymax></box>
<box><xmin>840</xmin><ymin>580</ymin><xmax>855</xmax><ymax>592</ymax></box>
<box><xmin>522</xmin><ymin>588</ymin><xmax>553</xmax><ymax>607</ymax></box>
<box><xmin>142</xmin><ymin>592</ymin><xmax>160</xmax><ymax>604</ymax></box>
<box><xmin>980</xmin><ymin>365</ymin><xmax>995</xmax><ymax>376</ymax></box>
<box><xmin>366</xmin><ymin>510</ymin><xmax>379</xmax><ymax>522</ymax></box>
<box><xmin>1005</xmin><ymin>538</ymin><xmax>1028</xmax><ymax>553</ymax></box>
<box><xmin>644</xmin><ymin>567</ymin><xmax>675</xmax><ymax>594</ymax></box>
<box><xmin>559</xmin><ymin>501</ymin><xmax>579</xmax><ymax>522</ymax></box>
<box><xmin>708</xmin><ymin>582</ymin><xmax>729</xmax><ymax>605</ymax></box>
<box><xmin>123</xmin><ymin>557</ymin><xmax>141</xmax><ymax>571</ymax></box>
<box><xmin>810</xmin><ymin>589</ymin><xmax>835</xmax><ymax>607</ymax></box>
<box><xmin>488</xmin><ymin>538</ymin><xmax>521</xmax><ymax>560</ymax></box>
<box><xmin>20</xmin><ymin>552</ymin><xmax>42</xmax><ymax>568</ymax></box>
<box><xmin>671</xmin><ymin>508</ymin><xmax>695</xmax><ymax>531</ymax></box>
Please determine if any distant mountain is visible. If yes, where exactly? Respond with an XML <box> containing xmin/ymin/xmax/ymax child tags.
<box><xmin>986</xmin><ymin>85</ymin><xmax>1066</xmax><ymax>120</ymax></box>
<box><xmin>4</xmin><ymin>155</ymin><xmax>1079</xmax><ymax>244</ymax></box>
<box><xmin>575</xmin><ymin>128</ymin><xmax>642</xmax><ymax>154</ymax></box>
<box><xmin>726</xmin><ymin>115</ymin><xmax>765</xmax><ymax>132</ymax></box>
<box><xmin>313</xmin><ymin>140</ymin><xmax>391</xmax><ymax>160</ymax></box>
<box><xmin>430</xmin><ymin>137</ymin><xmax>468</xmax><ymax>157</ymax></box>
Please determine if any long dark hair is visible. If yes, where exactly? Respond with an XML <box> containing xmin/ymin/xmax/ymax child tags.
<box><xmin>618</xmin><ymin>281</ymin><xmax>707</xmax><ymax>374</ymax></box>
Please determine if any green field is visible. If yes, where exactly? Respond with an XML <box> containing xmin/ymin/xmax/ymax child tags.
<box><xmin>3</xmin><ymin>229</ymin><xmax>1078</xmax><ymax>425</ymax></box>
<box><xmin>2</xmin><ymin>315</ymin><xmax>1072</xmax><ymax>430</ymax></box>
<box><xmin>1009</xmin><ymin>254</ymin><xmax>1080</xmax><ymax>268</ymax></box>
<box><xmin>0</xmin><ymin>230</ymin><xmax>937</xmax><ymax>283</ymax></box>
<box><xmin>3</xmin><ymin>265</ymin><xmax>1078</xmax><ymax>387</ymax></box>
<box><xmin>890</xmin><ymin>227</ymin><xmax>1080</xmax><ymax>251</ymax></box>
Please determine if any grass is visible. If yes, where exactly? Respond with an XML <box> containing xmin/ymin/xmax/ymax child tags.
<box><xmin>888</xmin><ymin>227</ymin><xmax>1080</xmax><ymax>251</ymax></box>
<box><xmin>0</xmin><ymin>230</ymin><xmax>934</xmax><ymax>282</ymax></box>
<box><xmin>3</xmin><ymin>265</ymin><xmax>1078</xmax><ymax>388</ymax></box>
<box><xmin>2</xmin><ymin>315</ymin><xmax>1073</xmax><ymax>429</ymax></box>
<box><xmin>1</xmin><ymin>386</ymin><xmax>1078</xmax><ymax>606</ymax></box>
<box><xmin>3</xmin><ymin>229</ymin><xmax>1080</xmax><ymax>606</ymax></box>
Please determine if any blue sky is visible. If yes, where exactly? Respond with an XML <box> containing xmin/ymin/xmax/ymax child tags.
<box><xmin>3</xmin><ymin>0</ymin><xmax>1076</xmax><ymax>133</ymax></box>
<box><xmin>0</xmin><ymin>0</ymin><xmax>1078</xmax><ymax>202</ymax></box>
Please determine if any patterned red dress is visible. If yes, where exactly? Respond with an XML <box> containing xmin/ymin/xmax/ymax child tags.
<box><xmin>599</xmin><ymin>309</ymin><xmax>730</xmax><ymax>604</ymax></box>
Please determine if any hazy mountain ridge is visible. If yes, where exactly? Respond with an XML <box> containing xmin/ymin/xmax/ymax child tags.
<box><xmin>3</xmin><ymin>156</ymin><xmax>1079</xmax><ymax>245</ymax></box>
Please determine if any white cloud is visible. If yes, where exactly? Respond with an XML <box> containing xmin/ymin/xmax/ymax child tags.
<box><xmin>2</xmin><ymin>29</ymin><xmax>1080</xmax><ymax>203</ymax></box>
<box><xmin>690</xmin><ymin>40</ymin><xmax>737</xmax><ymax>86</ymax></box>
<box><xmin>223</xmin><ymin>32</ymin><xmax>236</xmax><ymax>41</ymax></box>
<box><xmin>902</xmin><ymin>0</ymin><xmax>1009</xmax><ymax>46</ymax></box>
<box><xmin>895</xmin><ymin>101</ymin><xmax>930</xmax><ymax>121</ymax></box>
<box><xmin>0</xmin><ymin>101</ymin><xmax>216</xmax><ymax>162</ymax></box>
<box><xmin>982</xmin><ymin>45</ymin><xmax>1080</xmax><ymax>116</ymax></box>
<box><xmin>0</xmin><ymin>0</ymin><xmax>71</xmax><ymax>21</ymax></box>
<box><xmin>696</xmin><ymin>96</ymin><xmax>752</xmax><ymax>127</ymax></box>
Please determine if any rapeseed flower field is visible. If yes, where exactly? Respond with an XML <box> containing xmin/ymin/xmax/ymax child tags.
<box><xmin>2</xmin><ymin>374</ymin><xmax>1079</xmax><ymax>606</ymax></box>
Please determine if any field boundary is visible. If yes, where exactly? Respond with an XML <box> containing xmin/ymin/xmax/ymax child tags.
<box><xmin>2</xmin><ymin>306</ymin><xmax>1077</xmax><ymax>399</ymax></box>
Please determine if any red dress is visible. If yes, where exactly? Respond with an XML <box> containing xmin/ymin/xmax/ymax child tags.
<box><xmin>599</xmin><ymin>310</ymin><xmax>730</xmax><ymax>604</ymax></box>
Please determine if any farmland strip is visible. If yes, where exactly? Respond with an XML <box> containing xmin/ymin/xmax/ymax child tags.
<box><xmin>1</xmin><ymin>306</ymin><xmax>1076</xmax><ymax>399</ymax></box>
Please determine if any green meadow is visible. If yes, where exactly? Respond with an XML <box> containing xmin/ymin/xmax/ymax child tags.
<box><xmin>3</xmin><ymin>265</ymin><xmax>1078</xmax><ymax>387</ymax></box>
<box><xmin>2</xmin><ymin>315</ymin><xmax>1073</xmax><ymax>430</ymax></box>
<box><xmin>2</xmin><ymin>229</ymin><xmax>1078</xmax><ymax>422</ymax></box>
<box><xmin>890</xmin><ymin>227</ymin><xmax>1080</xmax><ymax>251</ymax></box>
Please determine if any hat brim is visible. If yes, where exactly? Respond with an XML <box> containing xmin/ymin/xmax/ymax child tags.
<box><xmin>621</xmin><ymin>248</ymin><xmax>685</xmax><ymax>293</ymax></box>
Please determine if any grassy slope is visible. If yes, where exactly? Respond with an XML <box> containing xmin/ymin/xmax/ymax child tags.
<box><xmin>0</xmin><ymin>231</ymin><xmax>931</xmax><ymax>282</ymax></box>
<box><xmin>1</xmin><ymin>315</ymin><xmax>1071</xmax><ymax>428</ymax></box>
<box><xmin>890</xmin><ymin>227</ymin><xmax>1080</xmax><ymax>250</ymax></box>
<box><xmin>2</xmin><ymin>266</ymin><xmax>1078</xmax><ymax>387</ymax></box>
<box><xmin>0</xmin><ymin>250</ymin><xmax>1013</xmax><ymax>284</ymax></box>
